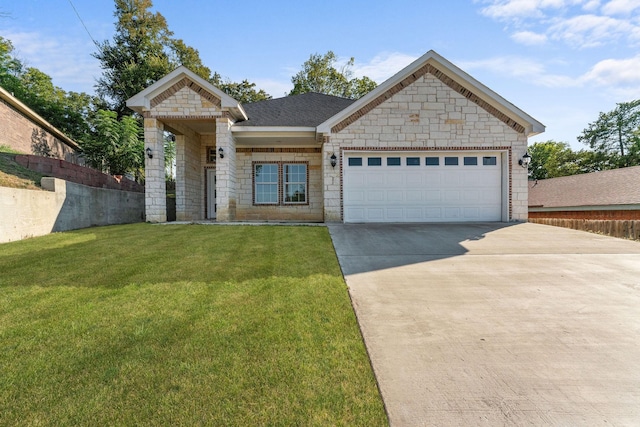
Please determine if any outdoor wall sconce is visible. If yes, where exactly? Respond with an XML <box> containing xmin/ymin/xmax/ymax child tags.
<box><xmin>330</xmin><ymin>153</ymin><xmax>337</xmax><ymax>168</ymax></box>
<box><xmin>218</xmin><ymin>147</ymin><xmax>224</xmax><ymax>159</ymax></box>
<box><xmin>146</xmin><ymin>147</ymin><xmax>153</xmax><ymax>159</ymax></box>
<box><xmin>519</xmin><ymin>152</ymin><xmax>531</xmax><ymax>168</ymax></box>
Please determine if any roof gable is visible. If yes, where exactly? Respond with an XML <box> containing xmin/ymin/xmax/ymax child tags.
<box><xmin>318</xmin><ymin>50</ymin><xmax>545</xmax><ymax>136</ymax></box>
<box><xmin>126</xmin><ymin>66</ymin><xmax>247</xmax><ymax>121</ymax></box>
<box><xmin>529</xmin><ymin>166</ymin><xmax>640</xmax><ymax>208</ymax></box>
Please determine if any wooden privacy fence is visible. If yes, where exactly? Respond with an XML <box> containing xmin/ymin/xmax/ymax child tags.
<box><xmin>529</xmin><ymin>218</ymin><xmax>640</xmax><ymax>241</ymax></box>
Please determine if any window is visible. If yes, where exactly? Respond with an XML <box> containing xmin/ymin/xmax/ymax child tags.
<box><xmin>425</xmin><ymin>157</ymin><xmax>439</xmax><ymax>166</ymax></box>
<box><xmin>387</xmin><ymin>157</ymin><xmax>401</xmax><ymax>166</ymax></box>
<box><xmin>254</xmin><ymin>164</ymin><xmax>278</xmax><ymax>204</ymax></box>
<box><xmin>445</xmin><ymin>157</ymin><xmax>459</xmax><ymax>166</ymax></box>
<box><xmin>483</xmin><ymin>156</ymin><xmax>497</xmax><ymax>165</ymax></box>
<box><xmin>406</xmin><ymin>157</ymin><xmax>420</xmax><ymax>166</ymax></box>
<box><xmin>207</xmin><ymin>147</ymin><xmax>216</xmax><ymax>164</ymax></box>
<box><xmin>253</xmin><ymin>162</ymin><xmax>308</xmax><ymax>205</ymax></box>
<box><xmin>464</xmin><ymin>157</ymin><xmax>478</xmax><ymax>166</ymax></box>
<box><xmin>284</xmin><ymin>164</ymin><xmax>307</xmax><ymax>204</ymax></box>
<box><xmin>368</xmin><ymin>157</ymin><xmax>382</xmax><ymax>166</ymax></box>
<box><xmin>348</xmin><ymin>157</ymin><xmax>362</xmax><ymax>166</ymax></box>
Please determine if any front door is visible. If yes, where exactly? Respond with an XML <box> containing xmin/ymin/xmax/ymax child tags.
<box><xmin>207</xmin><ymin>168</ymin><xmax>216</xmax><ymax>219</ymax></box>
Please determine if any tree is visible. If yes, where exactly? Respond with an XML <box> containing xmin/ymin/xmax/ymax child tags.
<box><xmin>1</xmin><ymin>36</ymin><xmax>101</xmax><ymax>144</ymax></box>
<box><xmin>290</xmin><ymin>51</ymin><xmax>377</xmax><ymax>99</ymax></box>
<box><xmin>94</xmin><ymin>0</ymin><xmax>174</xmax><ymax>116</ymax></box>
<box><xmin>528</xmin><ymin>141</ymin><xmax>581</xmax><ymax>180</ymax></box>
<box><xmin>82</xmin><ymin>110</ymin><xmax>142</xmax><ymax>176</ymax></box>
<box><xmin>577</xmin><ymin>100</ymin><xmax>640</xmax><ymax>168</ymax></box>
<box><xmin>94</xmin><ymin>0</ymin><xmax>271</xmax><ymax>114</ymax></box>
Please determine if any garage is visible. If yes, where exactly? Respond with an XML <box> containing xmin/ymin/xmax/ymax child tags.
<box><xmin>343</xmin><ymin>151</ymin><xmax>504</xmax><ymax>223</ymax></box>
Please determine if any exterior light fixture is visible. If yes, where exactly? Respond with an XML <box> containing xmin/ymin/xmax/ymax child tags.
<box><xmin>146</xmin><ymin>147</ymin><xmax>153</xmax><ymax>159</ymax></box>
<box><xmin>519</xmin><ymin>152</ymin><xmax>531</xmax><ymax>168</ymax></box>
<box><xmin>218</xmin><ymin>147</ymin><xmax>224</xmax><ymax>159</ymax></box>
<box><xmin>330</xmin><ymin>153</ymin><xmax>337</xmax><ymax>168</ymax></box>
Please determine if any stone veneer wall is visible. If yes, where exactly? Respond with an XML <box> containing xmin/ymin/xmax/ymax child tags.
<box><xmin>235</xmin><ymin>149</ymin><xmax>323</xmax><ymax>221</ymax></box>
<box><xmin>324</xmin><ymin>73</ymin><xmax>528</xmax><ymax>222</ymax></box>
<box><xmin>0</xmin><ymin>98</ymin><xmax>79</xmax><ymax>162</ymax></box>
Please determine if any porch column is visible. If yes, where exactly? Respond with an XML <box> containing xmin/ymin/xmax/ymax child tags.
<box><xmin>144</xmin><ymin>118</ymin><xmax>166</xmax><ymax>222</ymax></box>
<box><xmin>322</xmin><ymin>136</ymin><xmax>341</xmax><ymax>222</ymax></box>
<box><xmin>215</xmin><ymin>116</ymin><xmax>236</xmax><ymax>221</ymax></box>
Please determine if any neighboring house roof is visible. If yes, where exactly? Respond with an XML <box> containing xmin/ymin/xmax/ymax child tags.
<box><xmin>317</xmin><ymin>50</ymin><xmax>545</xmax><ymax>137</ymax></box>
<box><xmin>126</xmin><ymin>66</ymin><xmax>247</xmax><ymax>121</ymax></box>
<box><xmin>238</xmin><ymin>93</ymin><xmax>355</xmax><ymax>127</ymax></box>
<box><xmin>0</xmin><ymin>85</ymin><xmax>80</xmax><ymax>151</ymax></box>
<box><xmin>529</xmin><ymin>166</ymin><xmax>640</xmax><ymax>209</ymax></box>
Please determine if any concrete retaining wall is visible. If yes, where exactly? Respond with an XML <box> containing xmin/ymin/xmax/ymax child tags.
<box><xmin>1</xmin><ymin>177</ymin><xmax>144</xmax><ymax>243</ymax></box>
<box><xmin>528</xmin><ymin>218</ymin><xmax>640</xmax><ymax>241</ymax></box>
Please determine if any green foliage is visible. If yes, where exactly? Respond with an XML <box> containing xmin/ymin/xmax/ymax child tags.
<box><xmin>95</xmin><ymin>0</ymin><xmax>271</xmax><ymax>112</ymax></box>
<box><xmin>83</xmin><ymin>110</ymin><xmax>142</xmax><ymax>175</ymax></box>
<box><xmin>216</xmin><ymin>78</ymin><xmax>271</xmax><ymax>104</ymax></box>
<box><xmin>577</xmin><ymin>99</ymin><xmax>640</xmax><ymax>167</ymax></box>
<box><xmin>0</xmin><ymin>37</ymin><xmax>102</xmax><ymax>144</ymax></box>
<box><xmin>94</xmin><ymin>0</ymin><xmax>174</xmax><ymax>116</ymax></box>
<box><xmin>290</xmin><ymin>51</ymin><xmax>377</xmax><ymax>99</ymax></box>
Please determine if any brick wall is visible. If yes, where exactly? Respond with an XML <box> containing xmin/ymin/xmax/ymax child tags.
<box><xmin>0</xmin><ymin>98</ymin><xmax>79</xmax><ymax>162</ymax></box>
<box><xmin>15</xmin><ymin>155</ymin><xmax>143</xmax><ymax>193</ymax></box>
<box><xmin>529</xmin><ymin>210</ymin><xmax>640</xmax><ymax>220</ymax></box>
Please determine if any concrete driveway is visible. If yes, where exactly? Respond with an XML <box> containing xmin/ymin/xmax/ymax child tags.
<box><xmin>328</xmin><ymin>222</ymin><xmax>640</xmax><ymax>426</ymax></box>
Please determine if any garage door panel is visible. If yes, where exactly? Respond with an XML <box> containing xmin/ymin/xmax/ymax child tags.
<box><xmin>367</xmin><ymin>190</ymin><xmax>385</xmax><ymax>202</ymax></box>
<box><xmin>406</xmin><ymin>190</ymin><xmax>422</xmax><ymax>202</ymax></box>
<box><xmin>343</xmin><ymin>152</ymin><xmax>503</xmax><ymax>223</ymax></box>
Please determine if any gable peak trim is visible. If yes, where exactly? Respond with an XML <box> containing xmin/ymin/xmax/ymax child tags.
<box><xmin>150</xmin><ymin>77</ymin><xmax>222</xmax><ymax>109</ymax></box>
<box><xmin>331</xmin><ymin>63</ymin><xmax>526</xmax><ymax>134</ymax></box>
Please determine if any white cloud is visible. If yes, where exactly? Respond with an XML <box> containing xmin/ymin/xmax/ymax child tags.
<box><xmin>459</xmin><ymin>56</ymin><xmax>578</xmax><ymax>87</ymax></box>
<box><xmin>478</xmin><ymin>0</ymin><xmax>585</xmax><ymax>20</ymax></box>
<box><xmin>478</xmin><ymin>0</ymin><xmax>640</xmax><ymax>48</ymax></box>
<box><xmin>601</xmin><ymin>0</ymin><xmax>640</xmax><ymax>15</ymax></box>
<box><xmin>511</xmin><ymin>30</ymin><xmax>549</xmax><ymax>44</ymax></box>
<box><xmin>548</xmin><ymin>14</ymin><xmax>638</xmax><ymax>47</ymax></box>
<box><xmin>1</xmin><ymin>30</ymin><xmax>100</xmax><ymax>93</ymax></box>
<box><xmin>581</xmin><ymin>55</ymin><xmax>640</xmax><ymax>88</ymax></box>
<box><xmin>350</xmin><ymin>52</ymin><xmax>419</xmax><ymax>83</ymax></box>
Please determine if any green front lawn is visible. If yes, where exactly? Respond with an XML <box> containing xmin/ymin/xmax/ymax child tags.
<box><xmin>0</xmin><ymin>224</ymin><xmax>386</xmax><ymax>426</ymax></box>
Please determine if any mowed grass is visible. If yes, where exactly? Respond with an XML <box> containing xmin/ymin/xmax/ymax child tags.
<box><xmin>0</xmin><ymin>224</ymin><xmax>387</xmax><ymax>426</ymax></box>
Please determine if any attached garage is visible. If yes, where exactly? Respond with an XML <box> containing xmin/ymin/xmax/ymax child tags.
<box><xmin>343</xmin><ymin>151</ymin><xmax>505</xmax><ymax>223</ymax></box>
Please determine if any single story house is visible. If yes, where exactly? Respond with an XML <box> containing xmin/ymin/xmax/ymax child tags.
<box><xmin>0</xmin><ymin>85</ymin><xmax>80</xmax><ymax>162</ymax></box>
<box><xmin>529</xmin><ymin>166</ymin><xmax>640</xmax><ymax>220</ymax></box>
<box><xmin>127</xmin><ymin>50</ymin><xmax>545</xmax><ymax>223</ymax></box>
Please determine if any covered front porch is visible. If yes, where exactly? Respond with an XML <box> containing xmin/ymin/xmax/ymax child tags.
<box><xmin>126</xmin><ymin>66</ymin><xmax>247</xmax><ymax>222</ymax></box>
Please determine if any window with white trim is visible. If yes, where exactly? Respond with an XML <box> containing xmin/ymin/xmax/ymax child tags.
<box><xmin>254</xmin><ymin>164</ymin><xmax>278</xmax><ymax>204</ymax></box>
<box><xmin>283</xmin><ymin>164</ymin><xmax>307</xmax><ymax>204</ymax></box>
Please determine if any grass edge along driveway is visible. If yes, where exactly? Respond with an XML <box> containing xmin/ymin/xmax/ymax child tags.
<box><xmin>0</xmin><ymin>224</ymin><xmax>387</xmax><ymax>426</ymax></box>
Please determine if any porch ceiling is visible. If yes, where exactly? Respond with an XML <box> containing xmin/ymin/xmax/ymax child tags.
<box><xmin>162</xmin><ymin>118</ymin><xmax>216</xmax><ymax>136</ymax></box>
<box><xmin>232</xmin><ymin>128</ymin><xmax>319</xmax><ymax>147</ymax></box>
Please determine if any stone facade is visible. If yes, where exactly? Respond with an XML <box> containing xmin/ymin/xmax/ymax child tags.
<box><xmin>129</xmin><ymin>57</ymin><xmax>541</xmax><ymax>223</ymax></box>
<box><xmin>235</xmin><ymin>148</ymin><xmax>323</xmax><ymax>221</ymax></box>
<box><xmin>324</xmin><ymin>73</ymin><xmax>529</xmax><ymax>222</ymax></box>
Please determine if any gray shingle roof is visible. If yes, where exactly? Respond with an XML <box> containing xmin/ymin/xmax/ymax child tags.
<box><xmin>528</xmin><ymin>166</ymin><xmax>640</xmax><ymax>208</ymax></box>
<box><xmin>236</xmin><ymin>92</ymin><xmax>355</xmax><ymax>127</ymax></box>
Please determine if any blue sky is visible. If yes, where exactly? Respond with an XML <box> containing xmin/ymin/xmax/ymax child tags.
<box><xmin>1</xmin><ymin>0</ymin><xmax>639</xmax><ymax>149</ymax></box>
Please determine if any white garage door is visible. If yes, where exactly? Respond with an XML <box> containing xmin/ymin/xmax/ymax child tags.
<box><xmin>343</xmin><ymin>152</ymin><xmax>503</xmax><ymax>223</ymax></box>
